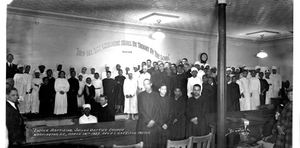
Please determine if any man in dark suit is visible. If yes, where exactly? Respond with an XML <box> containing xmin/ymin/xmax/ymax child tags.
<box><xmin>97</xmin><ymin>95</ymin><xmax>115</xmax><ymax>122</ymax></box>
<box><xmin>6</xmin><ymin>87</ymin><xmax>25</xmax><ymax>146</ymax></box>
<box><xmin>6</xmin><ymin>54</ymin><xmax>18</xmax><ymax>78</ymax></box>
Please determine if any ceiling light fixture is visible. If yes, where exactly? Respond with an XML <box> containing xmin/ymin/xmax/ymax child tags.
<box><xmin>151</xmin><ymin>20</ymin><xmax>165</xmax><ymax>40</ymax></box>
<box><xmin>256</xmin><ymin>34</ymin><xmax>268</xmax><ymax>59</ymax></box>
<box><xmin>139</xmin><ymin>13</ymin><xmax>180</xmax><ymax>24</ymax></box>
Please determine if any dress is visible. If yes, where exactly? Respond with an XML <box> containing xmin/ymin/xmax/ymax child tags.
<box><xmin>77</xmin><ymin>80</ymin><xmax>86</xmax><ymax>107</ymax></box>
<box><xmin>265</xmin><ymin>78</ymin><xmax>274</xmax><ymax>104</ymax></box>
<box><xmin>249</xmin><ymin>77</ymin><xmax>261</xmax><ymax>110</ymax></box>
<box><xmin>123</xmin><ymin>78</ymin><xmax>138</xmax><ymax>114</ymax></box>
<box><xmin>31</xmin><ymin>77</ymin><xmax>43</xmax><ymax>113</ymax></box>
<box><xmin>239</xmin><ymin>77</ymin><xmax>251</xmax><ymax>110</ymax></box>
<box><xmin>79</xmin><ymin>114</ymin><xmax>98</xmax><ymax>124</ymax></box>
<box><xmin>227</xmin><ymin>82</ymin><xmax>241</xmax><ymax>112</ymax></box>
<box><xmin>54</xmin><ymin>78</ymin><xmax>70</xmax><ymax>115</ymax></box>
<box><xmin>270</xmin><ymin>73</ymin><xmax>282</xmax><ymax>97</ymax></box>
<box><xmin>67</xmin><ymin>77</ymin><xmax>79</xmax><ymax>115</ymax></box>
<box><xmin>92</xmin><ymin>78</ymin><xmax>103</xmax><ymax>102</ymax></box>
<box><xmin>13</xmin><ymin>73</ymin><xmax>27</xmax><ymax>113</ymax></box>
<box><xmin>23</xmin><ymin>73</ymin><xmax>32</xmax><ymax>113</ymax></box>
<box><xmin>274</xmin><ymin>101</ymin><xmax>292</xmax><ymax>148</ymax></box>
<box><xmin>39</xmin><ymin>84</ymin><xmax>55</xmax><ymax>117</ymax></box>
<box><xmin>115</xmin><ymin>75</ymin><xmax>126</xmax><ymax>106</ymax></box>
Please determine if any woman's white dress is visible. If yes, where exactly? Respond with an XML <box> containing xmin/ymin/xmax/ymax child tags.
<box><xmin>123</xmin><ymin>78</ymin><xmax>138</xmax><ymax>114</ymax></box>
<box><xmin>54</xmin><ymin>78</ymin><xmax>70</xmax><ymax>115</ymax></box>
<box><xmin>77</xmin><ymin>80</ymin><xmax>85</xmax><ymax>107</ymax></box>
<box><xmin>31</xmin><ymin>77</ymin><xmax>43</xmax><ymax>113</ymax></box>
<box><xmin>13</xmin><ymin>73</ymin><xmax>27</xmax><ymax>113</ymax></box>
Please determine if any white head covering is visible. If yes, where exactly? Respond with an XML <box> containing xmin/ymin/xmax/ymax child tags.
<box><xmin>127</xmin><ymin>69</ymin><xmax>134</xmax><ymax>74</ymax></box>
<box><xmin>194</xmin><ymin>61</ymin><xmax>201</xmax><ymax>66</ymax></box>
<box><xmin>34</xmin><ymin>69</ymin><xmax>40</xmax><ymax>73</ymax></box>
<box><xmin>226</xmin><ymin>67</ymin><xmax>232</xmax><ymax>71</ymax></box>
<box><xmin>17</xmin><ymin>64</ymin><xmax>23</xmax><ymax>68</ymax></box>
<box><xmin>272</xmin><ymin>66</ymin><xmax>277</xmax><ymax>70</ymax></box>
<box><xmin>204</xmin><ymin>63</ymin><xmax>210</xmax><ymax>68</ymax></box>
<box><xmin>83</xmin><ymin>104</ymin><xmax>91</xmax><ymax>109</ymax></box>
<box><xmin>105</xmin><ymin>64</ymin><xmax>110</xmax><ymax>68</ymax></box>
<box><xmin>191</xmin><ymin>67</ymin><xmax>198</xmax><ymax>72</ymax></box>
<box><xmin>265</xmin><ymin>70</ymin><xmax>271</xmax><ymax>73</ymax></box>
<box><xmin>255</xmin><ymin>65</ymin><xmax>261</xmax><ymax>70</ymax></box>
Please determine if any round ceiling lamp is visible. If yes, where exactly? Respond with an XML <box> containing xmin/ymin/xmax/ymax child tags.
<box><xmin>256</xmin><ymin>34</ymin><xmax>268</xmax><ymax>59</ymax></box>
<box><xmin>256</xmin><ymin>50</ymin><xmax>268</xmax><ymax>58</ymax></box>
<box><xmin>151</xmin><ymin>29</ymin><xmax>165</xmax><ymax>40</ymax></box>
<box><xmin>151</xmin><ymin>20</ymin><xmax>165</xmax><ymax>40</ymax></box>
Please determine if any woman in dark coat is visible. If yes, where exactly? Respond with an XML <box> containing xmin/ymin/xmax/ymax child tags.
<box><xmin>274</xmin><ymin>89</ymin><xmax>292</xmax><ymax>148</ymax></box>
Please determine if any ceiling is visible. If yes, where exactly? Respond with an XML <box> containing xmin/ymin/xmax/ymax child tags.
<box><xmin>7</xmin><ymin>0</ymin><xmax>293</xmax><ymax>41</ymax></box>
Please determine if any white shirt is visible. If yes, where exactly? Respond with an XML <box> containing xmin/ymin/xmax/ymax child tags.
<box><xmin>249</xmin><ymin>77</ymin><xmax>261</xmax><ymax>94</ymax></box>
<box><xmin>270</xmin><ymin>73</ymin><xmax>282</xmax><ymax>90</ymax></box>
<box><xmin>7</xmin><ymin>100</ymin><xmax>17</xmax><ymax>110</ymax></box>
<box><xmin>137</xmin><ymin>72</ymin><xmax>151</xmax><ymax>91</ymax></box>
<box><xmin>79</xmin><ymin>114</ymin><xmax>98</xmax><ymax>124</ymax></box>
<box><xmin>187</xmin><ymin>76</ymin><xmax>202</xmax><ymax>98</ymax></box>
<box><xmin>197</xmin><ymin>70</ymin><xmax>205</xmax><ymax>81</ymax></box>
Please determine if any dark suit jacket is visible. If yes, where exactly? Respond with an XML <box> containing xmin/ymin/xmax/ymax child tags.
<box><xmin>6</xmin><ymin>101</ymin><xmax>25</xmax><ymax>144</ymax></box>
<box><xmin>6</xmin><ymin>62</ymin><xmax>17</xmax><ymax>78</ymax></box>
<box><xmin>97</xmin><ymin>104</ymin><xmax>115</xmax><ymax>122</ymax></box>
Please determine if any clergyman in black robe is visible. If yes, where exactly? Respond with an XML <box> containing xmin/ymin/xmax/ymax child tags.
<box><xmin>259</xmin><ymin>72</ymin><xmax>269</xmax><ymax>105</ymax></box>
<box><xmin>208</xmin><ymin>77</ymin><xmax>218</xmax><ymax>113</ymax></box>
<box><xmin>98</xmin><ymin>96</ymin><xmax>115</xmax><ymax>122</ymax></box>
<box><xmin>136</xmin><ymin>79</ymin><xmax>159</xmax><ymax>148</ymax></box>
<box><xmin>103</xmin><ymin>71</ymin><xmax>118</xmax><ymax>113</ymax></box>
<box><xmin>151</xmin><ymin>63</ymin><xmax>170</xmax><ymax>93</ymax></box>
<box><xmin>227</xmin><ymin>75</ymin><xmax>241</xmax><ymax>112</ymax></box>
<box><xmin>157</xmin><ymin>84</ymin><xmax>172</xmax><ymax>148</ymax></box>
<box><xmin>114</xmin><ymin>69</ymin><xmax>126</xmax><ymax>113</ymax></box>
<box><xmin>169</xmin><ymin>87</ymin><xmax>186</xmax><ymax>140</ymax></box>
<box><xmin>67</xmin><ymin>71</ymin><xmax>79</xmax><ymax>115</ymax></box>
<box><xmin>186</xmin><ymin>84</ymin><xmax>209</xmax><ymax>137</ymax></box>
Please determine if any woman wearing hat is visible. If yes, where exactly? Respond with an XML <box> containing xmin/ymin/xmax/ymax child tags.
<box><xmin>13</xmin><ymin>64</ymin><xmax>27</xmax><ymax>114</ymax></box>
<box><xmin>54</xmin><ymin>71</ymin><xmax>70</xmax><ymax>115</ymax></box>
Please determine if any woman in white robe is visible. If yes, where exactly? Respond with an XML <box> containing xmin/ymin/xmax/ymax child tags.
<box><xmin>239</xmin><ymin>71</ymin><xmax>251</xmax><ymax>110</ymax></box>
<box><xmin>265</xmin><ymin>70</ymin><xmax>274</xmax><ymax>104</ymax></box>
<box><xmin>123</xmin><ymin>71</ymin><xmax>138</xmax><ymax>119</ymax></box>
<box><xmin>23</xmin><ymin>66</ymin><xmax>32</xmax><ymax>114</ymax></box>
<box><xmin>249</xmin><ymin>71</ymin><xmax>261</xmax><ymax>110</ymax></box>
<box><xmin>13</xmin><ymin>65</ymin><xmax>27</xmax><ymax>113</ymax></box>
<box><xmin>54</xmin><ymin>71</ymin><xmax>70</xmax><ymax>115</ymax></box>
<box><xmin>77</xmin><ymin>74</ymin><xmax>85</xmax><ymax>108</ymax></box>
<box><xmin>31</xmin><ymin>70</ymin><xmax>43</xmax><ymax>113</ymax></box>
<box><xmin>92</xmin><ymin>73</ymin><xmax>103</xmax><ymax>103</ymax></box>
<box><xmin>187</xmin><ymin>67</ymin><xmax>202</xmax><ymax>98</ymax></box>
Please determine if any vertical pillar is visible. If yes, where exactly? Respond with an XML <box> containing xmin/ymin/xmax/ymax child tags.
<box><xmin>217</xmin><ymin>0</ymin><xmax>227</xmax><ymax>148</ymax></box>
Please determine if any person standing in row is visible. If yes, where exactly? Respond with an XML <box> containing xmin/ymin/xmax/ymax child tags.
<box><xmin>136</xmin><ymin>79</ymin><xmax>160</xmax><ymax>148</ymax></box>
<box><xmin>83</xmin><ymin>77</ymin><xmax>96</xmax><ymax>113</ymax></box>
<box><xmin>54</xmin><ymin>71</ymin><xmax>70</xmax><ymax>115</ymax></box>
<box><xmin>157</xmin><ymin>84</ymin><xmax>172</xmax><ymax>148</ymax></box>
<box><xmin>186</xmin><ymin>84</ymin><xmax>209</xmax><ymax>137</ymax></box>
<box><xmin>13</xmin><ymin>64</ymin><xmax>26</xmax><ymax>114</ymax></box>
<box><xmin>39</xmin><ymin>77</ymin><xmax>55</xmax><ymax>117</ymax></box>
<box><xmin>270</xmin><ymin>66</ymin><xmax>282</xmax><ymax>98</ymax></box>
<box><xmin>93</xmin><ymin>72</ymin><xmax>103</xmax><ymax>103</ymax></box>
<box><xmin>239</xmin><ymin>70</ymin><xmax>251</xmax><ymax>110</ymax></box>
<box><xmin>123</xmin><ymin>70</ymin><xmax>138</xmax><ymax>120</ymax></box>
<box><xmin>115</xmin><ymin>69</ymin><xmax>126</xmax><ymax>113</ymax></box>
<box><xmin>103</xmin><ymin>71</ymin><xmax>118</xmax><ymax>113</ymax></box>
<box><xmin>259</xmin><ymin>72</ymin><xmax>269</xmax><ymax>105</ymax></box>
<box><xmin>265</xmin><ymin>70</ymin><xmax>274</xmax><ymax>104</ymax></box>
<box><xmin>6</xmin><ymin>54</ymin><xmax>17</xmax><ymax>78</ymax></box>
<box><xmin>67</xmin><ymin>70</ymin><xmax>79</xmax><ymax>115</ymax></box>
<box><xmin>31</xmin><ymin>70</ymin><xmax>43</xmax><ymax>114</ymax></box>
<box><xmin>249</xmin><ymin>70</ymin><xmax>261</xmax><ymax>110</ymax></box>
<box><xmin>77</xmin><ymin>74</ymin><xmax>86</xmax><ymax>108</ymax></box>
<box><xmin>187</xmin><ymin>67</ymin><xmax>202</xmax><ymax>98</ymax></box>
<box><xmin>23</xmin><ymin>65</ymin><xmax>33</xmax><ymax>114</ymax></box>
<box><xmin>169</xmin><ymin>87</ymin><xmax>186</xmax><ymax>140</ymax></box>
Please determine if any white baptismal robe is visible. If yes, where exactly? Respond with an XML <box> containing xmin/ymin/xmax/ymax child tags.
<box><xmin>79</xmin><ymin>114</ymin><xmax>98</xmax><ymax>124</ymax></box>
<box><xmin>239</xmin><ymin>77</ymin><xmax>251</xmax><ymax>111</ymax></box>
<box><xmin>123</xmin><ymin>78</ymin><xmax>138</xmax><ymax>114</ymax></box>
<box><xmin>137</xmin><ymin>72</ymin><xmax>151</xmax><ymax>92</ymax></box>
<box><xmin>265</xmin><ymin>78</ymin><xmax>274</xmax><ymax>104</ymax></box>
<box><xmin>249</xmin><ymin>77</ymin><xmax>261</xmax><ymax>110</ymax></box>
<box><xmin>92</xmin><ymin>78</ymin><xmax>103</xmax><ymax>102</ymax></box>
<box><xmin>270</xmin><ymin>73</ymin><xmax>282</xmax><ymax>97</ymax></box>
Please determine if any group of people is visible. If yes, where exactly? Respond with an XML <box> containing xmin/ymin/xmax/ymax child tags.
<box><xmin>6</xmin><ymin>52</ymin><xmax>291</xmax><ymax>147</ymax></box>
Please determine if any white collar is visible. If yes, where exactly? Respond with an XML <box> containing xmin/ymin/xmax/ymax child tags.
<box><xmin>86</xmin><ymin>83</ymin><xmax>92</xmax><ymax>87</ymax></box>
<box><xmin>102</xmin><ymin>103</ymin><xmax>108</xmax><ymax>107</ymax></box>
<box><xmin>7</xmin><ymin>100</ymin><xmax>17</xmax><ymax>110</ymax></box>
